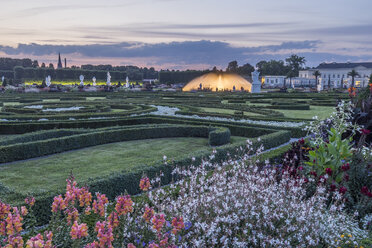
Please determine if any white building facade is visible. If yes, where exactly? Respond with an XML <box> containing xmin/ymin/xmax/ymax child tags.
<box><xmin>263</xmin><ymin>76</ymin><xmax>286</xmax><ymax>87</ymax></box>
<box><xmin>299</xmin><ymin>62</ymin><xmax>372</xmax><ymax>88</ymax></box>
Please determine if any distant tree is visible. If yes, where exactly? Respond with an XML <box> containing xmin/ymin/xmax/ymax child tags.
<box><xmin>41</xmin><ymin>79</ymin><xmax>46</xmax><ymax>88</ymax></box>
<box><xmin>226</xmin><ymin>61</ymin><xmax>238</xmax><ymax>72</ymax></box>
<box><xmin>41</xmin><ymin>63</ymin><xmax>46</xmax><ymax>68</ymax></box>
<box><xmin>348</xmin><ymin>69</ymin><xmax>360</xmax><ymax>87</ymax></box>
<box><xmin>369</xmin><ymin>74</ymin><xmax>372</xmax><ymax>84</ymax></box>
<box><xmin>328</xmin><ymin>75</ymin><xmax>331</xmax><ymax>89</ymax></box>
<box><xmin>212</xmin><ymin>66</ymin><xmax>218</xmax><ymax>72</ymax></box>
<box><xmin>285</xmin><ymin>54</ymin><xmax>306</xmax><ymax>77</ymax></box>
<box><xmin>32</xmin><ymin>60</ymin><xmax>39</xmax><ymax>68</ymax></box>
<box><xmin>286</xmin><ymin>71</ymin><xmax>296</xmax><ymax>88</ymax></box>
<box><xmin>256</xmin><ymin>60</ymin><xmax>288</xmax><ymax>76</ymax></box>
<box><xmin>237</xmin><ymin>63</ymin><xmax>254</xmax><ymax>75</ymax></box>
<box><xmin>313</xmin><ymin>70</ymin><xmax>321</xmax><ymax>87</ymax></box>
<box><xmin>48</xmin><ymin>63</ymin><xmax>54</xmax><ymax>69</ymax></box>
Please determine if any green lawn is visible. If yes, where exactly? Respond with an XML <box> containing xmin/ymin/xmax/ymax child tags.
<box><xmin>275</xmin><ymin>106</ymin><xmax>334</xmax><ymax>119</ymax></box>
<box><xmin>3</xmin><ymin>102</ymin><xmax>21</xmax><ymax>106</ymax></box>
<box><xmin>0</xmin><ymin>136</ymin><xmax>246</xmax><ymax>200</ymax></box>
<box><xmin>42</xmin><ymin>99</ymin><xmax>60</xmax><ymax>102</ymax></box>
<box><xmin>86</xmin><ymin>97</ymin><xmax>106</xmax><ymax>101</ymax></box>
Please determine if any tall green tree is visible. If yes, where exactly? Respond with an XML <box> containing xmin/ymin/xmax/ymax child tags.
<box><xmin>285</xmin><ymin>54</ymin><xmax>306</xmax><ymax>77</ymax></box>
<box><xmin>286</xmin><ymin>70</ymin><xmax>296</xmax><ymax>88</ymax></box>
<box><xmin>313</xmin><ymin>70</ymin><xmax>321</xmax><ymax>87</ymax></box>
<box><xmin>347</xmin><ymin>69</ymin><xmax>360</xmax><ymax>87</ymax></box>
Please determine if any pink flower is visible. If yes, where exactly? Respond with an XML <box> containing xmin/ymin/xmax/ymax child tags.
<box><xmin>115</xmin><ymin>195</ymin><xmax>133</xmax><ymax>216</ymax></box>
<box><xmin>139</xmin><ymin>177</ymin><xmax>151</xmax><ymax>191</ymax></box>
<box><xmin>92</xmin><ymin>193</ymin><xmax>108</xmax><ymax>217</ymax></box>
<box><xmin>70</xmin><ymin>221</ymin><xmax>88</xmax><ymax>240</ymax></box>
<box><xmin>127</xmin><ymin>243</ymin><xmax>136</xmax><ymax>248</ymax></box>
<box><xmin>95</xmin><ymin>221</ymin><xmax>114</xmax><ymax>248</ymax></box>
<box><xmin>51</xmin><ymin>195</ymin><xmax>66</xmax><ymax>213</ymax></box>
<box><xmin>152</xmin><ymin>214</ymin><xmax>166</xmax><ymax>232</ymax></box>
<box><xmin>21</xmin><ymin>206</ymin><xmax>28</xmax><ymax>216</ymax></box>
<box><xmin>171</xmin><ymin>216</ymin><xmax>185</xmax><ymax>234</ymax></box>
<box><xmin>143</xmin><ymin>207</ymin><xmax>155</xmax><ymax>223</ymax></box>
<box><xmin>325</xmin><ymin>168</ymin><xmax>332</xmax><ymax>176</ymax></box>
<box><xmin>24</xmin><ymin>197</ymin><xmax>35</xmax><ymax>207</ymax></box>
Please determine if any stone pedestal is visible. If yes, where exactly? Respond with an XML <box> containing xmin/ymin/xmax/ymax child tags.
<box><xmin>251</xmin><ymin>70</ymin><xmax>261</xmax><ymax>93</ymax></box>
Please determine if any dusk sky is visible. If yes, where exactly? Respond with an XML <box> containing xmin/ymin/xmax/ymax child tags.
<box><xmin>1</xmin><ymin>0</ymin><xmax>372</xmax><ymax>69</ymax></box>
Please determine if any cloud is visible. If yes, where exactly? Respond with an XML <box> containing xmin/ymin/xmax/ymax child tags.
<box><xmin>0</xmin><ymin>40</ymin><xmax>371</xmax><ymax>69</ymax></box>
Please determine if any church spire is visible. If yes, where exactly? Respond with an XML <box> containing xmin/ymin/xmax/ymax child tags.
<box><xmin>57</xmin><ymin>52</ymin><xmax>63</xmax><ymax>69</ymax></box>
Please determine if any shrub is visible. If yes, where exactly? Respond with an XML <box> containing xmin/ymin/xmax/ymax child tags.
<box><xmin>208</xmin><ymin>127</ymin><xmax>230</xmax><ymax>146</ymax></box>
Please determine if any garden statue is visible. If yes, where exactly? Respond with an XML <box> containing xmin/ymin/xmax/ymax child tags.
<box><xmin>92</xmin><ymin>77</ymin><xmax>96</xmax><ymax>86</ymax></box>
<box><xmin>1</xmin><ymin>76</ymin><xmax>4</xmax><ymax>84</ymax></box>
<box><xmin>107</xmin><ymin>72</ymin><xmax>111</xmax><ymax>86</ymax></box>
<box><xmin>46</xmin><ymin>76</ymin><xmax>51</xmax><ymax>87</ymax></box>
<box><xmin>251</xmin><ymin>70</ymin><xmax>261</xmax><ymax>93</ymax></box>
<box><xmin>79</xmin><ymin>75</ymin><xmax>84</xmax><ymax>86</ymax></box>
<box><xmin>317</xmin><ymin>80</ymin><xmax>323</xmax><ymax>92</ymax></box>
<box><xmin>126</xmin><ymin>76</ymin><xmax>129</xmax><ymax>88</ymax></box>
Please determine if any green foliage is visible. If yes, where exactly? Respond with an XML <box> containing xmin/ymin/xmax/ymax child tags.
<box><xmin>305</xmin><ymin>128</ymin><xmax>353</xmax><ymax>182</ymax></box>
<box><xmin>208</xmin><ymin>127</ymin><xmax>231</xmax><ymax>146</ymax></box>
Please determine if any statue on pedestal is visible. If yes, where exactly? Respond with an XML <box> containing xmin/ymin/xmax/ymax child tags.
<box><xmin>107</xmin><ymin>72</ymin><xmax>111</xmax><ymax>86</ymax></box>
<box><xmin>79</xmin><ymin>75</ymin><xmax>84</xmax><ymax>86</ymax></box>
<box><xmin>251</xmin><ymin>70</ymin><xmax>261</xmax><ymax>93</ymax></box>
<box><xmin>92</xmin><ymin>77</ymin><xmax>96</xmax><ymax>86</ymax></box>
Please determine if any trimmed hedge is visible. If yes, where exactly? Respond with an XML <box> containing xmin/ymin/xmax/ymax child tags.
<box><xmin>0</xmin><ymin>124</ymin><xmax>230</xmax><ymax>163</ymax></box>
<box><xmin>209</xmin><ymin>127</ymin><xmax>231</xmax><ymax>146</ymax></box>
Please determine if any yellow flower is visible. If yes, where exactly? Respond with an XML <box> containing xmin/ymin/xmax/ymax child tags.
<box><xmin>340</xmin><ymin>234</ymin><xmax>344</xmax><ymax>238</ymax></box>
<box><xmin>348</xmin><ymin>234</ymin><xmax>352</xmax><ymax>237</ymax></box>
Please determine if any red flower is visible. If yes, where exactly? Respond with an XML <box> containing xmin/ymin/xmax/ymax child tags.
<box><xmin>309</xmin><ymin>171</ymin><xmax>317</xmax><ymax>177</ymax></box>
<box><xmin>325</xmin><ymin>168</ymin><xmax>332</xmax><ymax>176</ymax></box>
<box><xmin>361</xmin><ymin>186</ymin><xmax>369</xmax><ymax>195</ymax></box>
<box><xmin>330</xmin><ymin>184</ymin><xmax>336</xmax><ymax>192</ymax></box>
<box><xmin>341</xmin><ymin>163</ymin><xmax>350</xmax><ymax>171</ymax></box>
<box><xmin>339</xmin><ymin>186</ymin><xmax>347</xmax><ymax>194</ymax></box>
<box><xmin>298</xmin><ymin>138</ymin><xmax>305</xmax><ymax>145</ymax></box>
<box><xmin>361</xmin><ymin>129</ymin><xmax>371</xmax><ymax>135</ymax></box>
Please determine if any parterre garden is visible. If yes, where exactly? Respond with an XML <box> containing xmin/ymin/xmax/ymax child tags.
<box><xmin>0</xmin><ymin>90</ymin><xmax>371</xmax><ymax>247</ymax></box>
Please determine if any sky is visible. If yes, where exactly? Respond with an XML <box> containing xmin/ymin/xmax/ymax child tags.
<box><xmin>0</xmin><ymin>0</ymin><xmax>372</xmax><ymax>69</ymax></box>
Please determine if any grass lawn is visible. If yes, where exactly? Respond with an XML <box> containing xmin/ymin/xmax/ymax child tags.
<box><xmin>200</xmin><ymin>107</ymin><xmax>263</xmax><ymax>117</ymax></box>
<box><xmin>0</xmin><ymin>136</ymin><xmax>246</xmax><ymax>201</ymax></box>
<box><xmin>275</xmin><ymin>105</ymin><xmax>334</xmax><ymax>119</ymax></box>
<box><xmin>42</xmin><ymin>99</ymin><xmax>60</xmax><ymax>102</ymax></box>
<box><xmin>86</xmin><ymin>97</ymin><xmax>106</xmax><ymax>101</ymax></box>
<box><xmin>2</xmin><ymin>102</ymin><xmax>21</xmax><ymax>106</ymax></box>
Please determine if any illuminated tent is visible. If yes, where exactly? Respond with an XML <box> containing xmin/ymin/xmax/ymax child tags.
<box><xmin>182</xmin><ymin>72</ymin><xmax>252</xmax><ymax>92</ymax></box>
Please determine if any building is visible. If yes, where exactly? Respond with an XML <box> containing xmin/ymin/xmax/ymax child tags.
<box><xmin>57</xmin><ymin>53</ymin><xmax>63</xmax><ymax>69</ymax></box>
<box><xmin>262</xmin><ymin>76</ymin><xmax>286</xmax><ymax>87</ymax></box>
<box><xmin>299</xmin><ymin>62</ymin><xmax>372</xmax><ymax>88</ymax></box>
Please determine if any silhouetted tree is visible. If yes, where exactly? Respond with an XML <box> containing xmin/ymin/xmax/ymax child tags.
<box><xmin>348</xmin><ymin>69</ymin><xmax>360</xmax><ymax>87</ymax></box>
<box><xmin>226</xmin><ymin>61</ymin><xmax>238</xmax><ymax>72</ymax></box>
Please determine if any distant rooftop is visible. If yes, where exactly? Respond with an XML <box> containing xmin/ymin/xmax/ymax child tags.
<box><xmin>316</xmin><ymin>62</ymin><xmax>372</xmax><ymax>69</ymax></box>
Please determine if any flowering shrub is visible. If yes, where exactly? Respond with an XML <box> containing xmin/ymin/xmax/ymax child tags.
<box><xmin>148</xmin><ymin>150</ymin><xmax>369</xmax><ymax>247</ymax></box>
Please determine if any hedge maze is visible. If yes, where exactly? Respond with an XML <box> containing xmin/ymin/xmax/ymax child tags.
<box><xmin>0</xmin><ymin>91</ymin><xmax>346</xmax><ymax>223</ymax></box>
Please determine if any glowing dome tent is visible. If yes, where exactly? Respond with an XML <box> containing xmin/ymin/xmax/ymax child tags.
<box><xmin>182</xmin><ymin>72</ymin><xmax>252</xmax><ymax>92</ymax></box>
